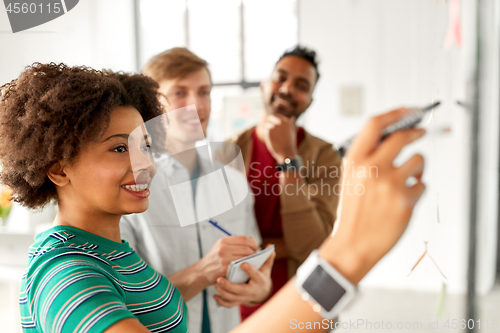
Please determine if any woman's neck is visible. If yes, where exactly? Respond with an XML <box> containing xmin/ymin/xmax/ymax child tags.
<box><xmin>52</xmin><ymin>204</ymin><xmax>123</xmax><ymax>243</ymax></box>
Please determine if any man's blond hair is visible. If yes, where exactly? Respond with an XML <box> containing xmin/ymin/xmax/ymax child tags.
<box><xmin>142</xmin><ymin>47</ymin><xmax>211</xmax><ymax>84</ymax></box>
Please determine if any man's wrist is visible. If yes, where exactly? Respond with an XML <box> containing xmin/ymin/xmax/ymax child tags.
<box><xmin>275</xmin><ymin>150</ymin><xmax>299</xmax><ymax>164</ymax></box>
<box><xmin>258</xmin><ymin>281</ymin><xmax>273</xmax><ymax>303</ymax></box>
<box><xmin>193</xmin><ymin>259</ymin><xmax>213</xmax><ymax>289</ymax></box>
<box><xmin>246</xmin><ymin>281</ymin><xmax>273</xmax><ymax>306</ymax></box>
<box><xmin>276</xmin><ymin>155</ymin><xmax>303</xmax><ymax>178</ymax></box>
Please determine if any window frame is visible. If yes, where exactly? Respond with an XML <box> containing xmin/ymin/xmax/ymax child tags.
<box><xmin>133</xmin><ymin>0</ymin><xmax>298</xmax><ymax>90</ymax></box>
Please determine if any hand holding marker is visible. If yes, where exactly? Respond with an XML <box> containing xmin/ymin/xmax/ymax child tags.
<box><xmin>337</xmin><ymin>102</ymin><xmax>441</xmax><ymax>157</ymax></box>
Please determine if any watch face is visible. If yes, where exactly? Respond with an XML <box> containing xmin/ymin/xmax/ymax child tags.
<box><xmin>302</xmin><ymin>265</ymin><xmax>346</xmax><ymax>311</ymax></box>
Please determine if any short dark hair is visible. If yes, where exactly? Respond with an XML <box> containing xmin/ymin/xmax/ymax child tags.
<box><xmin>0</xmin><ymin>63</ymin><xmax>165</xmax><ymax>209</ymax></box>
<box><xmin>277</xmin><ymin>45</ymin><xmax>320</xmax><ymax>82</ymax></box>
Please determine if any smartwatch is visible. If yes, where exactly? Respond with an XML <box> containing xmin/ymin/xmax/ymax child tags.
<box><xmin>294</xmin><ymin>250</ymin><xmax>357</xmax><ymax>319</ymax></box>
<box><xmin>276</xmin><ymin>155</ymin><xmax>303</xmax><ymax>172</ymax></box>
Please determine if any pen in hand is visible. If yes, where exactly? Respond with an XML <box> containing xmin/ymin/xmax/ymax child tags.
<box><xmin>208</xmin><ymin>220</ymin><xmax>232</xmax><ymax>236</ymax></box>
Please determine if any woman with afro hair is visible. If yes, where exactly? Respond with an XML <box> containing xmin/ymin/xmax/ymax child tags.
<box><xmin>0</xmin><ymin>63</ymin><xmax>426</xmax><ymax>333</ymax></box>
<box><xmin>0</xmin><ymin>63</ymin><xmax>189</xmax><ymax>333</ymax></box>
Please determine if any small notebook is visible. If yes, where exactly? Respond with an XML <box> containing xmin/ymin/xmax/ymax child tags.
<box><xmin>226</xmin><ymin>245</ymin><xmax>275</xmax><ymax>284</ymax></box>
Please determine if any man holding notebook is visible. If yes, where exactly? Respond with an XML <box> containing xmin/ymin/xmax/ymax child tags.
<box><xmin>120</xmin><ymin>48</ymin><xmax>274</xmax><ymax>333</ymax></box>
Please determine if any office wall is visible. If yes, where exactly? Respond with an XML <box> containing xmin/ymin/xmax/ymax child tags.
<box><xmin>0</xmin><ymin>0</ymin><xmax>137</xmax><ymax>85</ymax></box>
<box><xmin>298</xmin><ymin>0</ymin><xmax>497</xmax><ymax>294</ymax></box>
<box><xmin>0</xmin><ymin>0</ymin><xmax>138</xmax><ymax>228</ymax></box>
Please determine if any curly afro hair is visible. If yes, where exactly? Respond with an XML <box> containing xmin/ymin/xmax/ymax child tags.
<box><xmin>0</xmin><ymin>62</ymin><xmax>165</xmax><ymax>210</ymax></box>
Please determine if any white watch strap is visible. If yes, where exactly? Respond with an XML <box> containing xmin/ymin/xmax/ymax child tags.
<box><xmin>294</xmin><ymin>250</ymin><xmax>358</xmax><ymax>319</ymax></box>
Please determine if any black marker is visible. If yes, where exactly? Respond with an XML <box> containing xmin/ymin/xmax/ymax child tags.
<box><xmin>337</xmin><ymin>101</ymin><xmax>441</xmax><ymax>157</ymax></box>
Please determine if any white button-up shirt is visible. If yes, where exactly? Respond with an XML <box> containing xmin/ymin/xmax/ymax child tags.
<box><xmin>120</xmin><ymin>155</ymin><xmax>261</xmax><ymax>333</ymax></box>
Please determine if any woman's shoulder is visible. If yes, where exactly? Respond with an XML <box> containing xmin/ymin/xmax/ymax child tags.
<box><xmin>21</xmin><ymin>226</ymin><xmax>135</xmax><ymax>306</ymax></box>
<box><xmin>20</xmin><ymin>226</ymin><xmax>139</xmax><ymax>333</ymax></box>
<box><xmin>27</xmin><ymin>225</ymin><xmax>135</xmax><ymax>276</ymax></box>
<box><xmin>32</xmin><ymin>225</ymin><xmax>133</xmax><ymax>251</ymax></box>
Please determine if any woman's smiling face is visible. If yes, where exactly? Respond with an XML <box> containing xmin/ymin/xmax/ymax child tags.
<box><xmin>63</xmin><ymin>106</ymin><xmax>156</xmax><ymax>216</ymax></box>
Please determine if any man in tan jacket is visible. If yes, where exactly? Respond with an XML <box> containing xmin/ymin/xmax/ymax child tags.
<box><xmin>232</xmin><ymin>46</ymin><xmax>343</xmax><ymax>320</ymax></box>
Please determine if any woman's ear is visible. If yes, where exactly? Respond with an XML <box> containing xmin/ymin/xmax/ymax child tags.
<box><xmin>47</xmin><ymin>162</ymin><xmax>70</xmax><ymax>187</ymax></box>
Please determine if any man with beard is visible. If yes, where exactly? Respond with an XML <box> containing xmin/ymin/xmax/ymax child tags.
<box><xmin>232</xmin><ymin>46</ymin><xmax>343</xmax><ymax>320</ymax></box>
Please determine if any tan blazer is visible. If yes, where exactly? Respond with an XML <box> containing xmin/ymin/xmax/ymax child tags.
<box><xmin>229</xmin><ymin>127</ymin><xmax>342</xmax><ymax>277</ymax></box>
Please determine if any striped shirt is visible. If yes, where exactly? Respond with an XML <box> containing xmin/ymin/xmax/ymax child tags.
<box><xmin>19</xmin><ymin>225</ymin><xmax>189</xmax><ymax>333</ymax></box>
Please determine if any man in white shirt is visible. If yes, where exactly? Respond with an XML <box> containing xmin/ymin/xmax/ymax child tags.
<box><xmin>120</xmin><ymin>48</ymin><xmax>273</xmax><ymax>333</ymax></box>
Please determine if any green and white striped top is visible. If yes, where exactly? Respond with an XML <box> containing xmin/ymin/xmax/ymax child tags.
<box><xmin>19</xmin><ymin>225</ymin><xmax>189</xmax><ymax>333</ymax></box>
